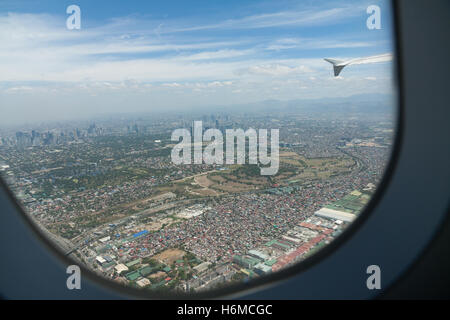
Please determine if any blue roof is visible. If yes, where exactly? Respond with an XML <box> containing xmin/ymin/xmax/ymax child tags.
<box><xmin>132</xmin><ymin>230</ymin><xmax>149</xmax><ymax>238</ymax></box>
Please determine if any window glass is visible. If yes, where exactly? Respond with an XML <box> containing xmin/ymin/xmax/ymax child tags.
<box><xmin>0</xmin><ymin>0</ymin><xmax>396</xmax><ymax>294</ymax></box>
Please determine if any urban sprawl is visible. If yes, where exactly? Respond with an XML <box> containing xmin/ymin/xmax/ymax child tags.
<box><xmin>0</xmin><ymin>110</ymin><xmax>393</xmax><ymax>292</ymax></box>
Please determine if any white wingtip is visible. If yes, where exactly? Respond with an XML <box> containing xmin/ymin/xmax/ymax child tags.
<box><xmin>324</xmin><ymin>58</ymin><xmax>346</xmax><ymax>77</ymax></box>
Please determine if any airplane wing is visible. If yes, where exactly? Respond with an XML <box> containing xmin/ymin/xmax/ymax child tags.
<box><xmin>324</xmin><ymin>53</ymin><xmax>393</xmax><ymax>76</ymax></box>
<box><xmin>346</xmin><ymin>53</ymin><xmax>393</xmax><ymax>65</ymax></box>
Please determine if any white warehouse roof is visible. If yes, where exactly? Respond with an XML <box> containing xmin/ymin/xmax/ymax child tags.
<box><xmin>314</xmin><ymin>207</ymin><xmax>356</xmax><ymax>222</ymax></box>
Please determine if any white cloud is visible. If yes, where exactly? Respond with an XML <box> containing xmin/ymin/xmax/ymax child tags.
<box><xmin>266</xmin><ymin>38</ymin><xmax>376</xmax><ymax>51</ymax></box>
<box><xmin>237</xmin><ymin>64</ymin><xmax>314</xmax><ymax>76</ymax></box>
<box><xmin>4</xmin><ymin>86</ymin><xmax>34</xmax><ymax>94</ymax></box>
<box><xmin>161</xmin><ymin>82</ymin><xmax>181</xmax><ymax>87</ymax></box>
<box><xmin>165</xmin><ymin>5</ymin><xmax>364</xmax><ymax>33</ymax></box>
<box><xmin>177</xmin><ymin>49</ymin><xmax>254</xmax><ymax>61</ymax></box>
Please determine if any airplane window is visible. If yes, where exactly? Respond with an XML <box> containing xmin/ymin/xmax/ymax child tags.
<box><xmin>0</xmin><ymin>0</ymin><xmax>397</xmax><ymax>295</ymax></box>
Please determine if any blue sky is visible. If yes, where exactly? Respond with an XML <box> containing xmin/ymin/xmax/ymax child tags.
<box><xmin>0</xmin><ymin>0</ymin><xmax>396</xmax><ymax>125</ymax></box>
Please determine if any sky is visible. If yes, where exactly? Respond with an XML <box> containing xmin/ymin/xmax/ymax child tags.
<box><xmin>0</xmin><ymin>0</ymin><xmax>396</xmax><ymax>125</ymax></box>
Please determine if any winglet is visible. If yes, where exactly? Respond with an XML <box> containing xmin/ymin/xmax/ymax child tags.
<box><xmin>324</xmin><ymin>58</ymin><xmax>345</xmax><ymax>77</ymax></box>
